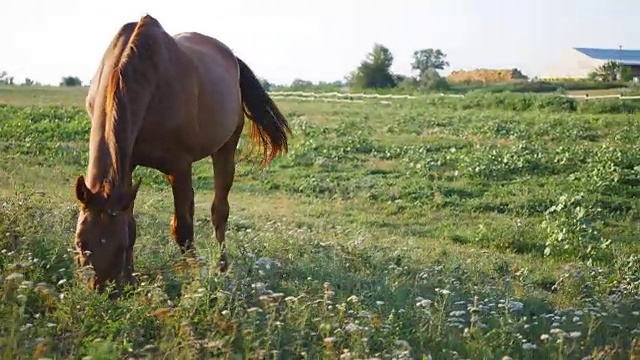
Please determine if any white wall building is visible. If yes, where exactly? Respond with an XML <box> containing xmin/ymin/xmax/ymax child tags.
<box><xmin>541</xmin><ymin>47</ymin><xmax>640</xmax><ymax>80</ymax></box>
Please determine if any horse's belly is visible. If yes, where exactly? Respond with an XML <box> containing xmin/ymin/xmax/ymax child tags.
<box><xmin>130</xmin><ymin>141</ymin><xmax>172</xmax><ymax>173</ymax></box>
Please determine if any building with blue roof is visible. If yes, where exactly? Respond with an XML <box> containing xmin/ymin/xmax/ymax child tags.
<box><xmin>541</xmin><ymin>47</ymin><xmax>640</xmax><ymax>80</ymax></box>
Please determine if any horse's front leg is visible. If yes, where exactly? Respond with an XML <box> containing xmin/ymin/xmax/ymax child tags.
<box><xmin>168</xmin><ymin>164</ymin><xmax>196</xmax><ymax>255</ymax></box>
<box><xmin>122</xmin><ymin>164</ymin><xmax>139</xmax><ymax>287</ymax></box>
<box><xmin>122</xmin><ymin>212</ymin><xmax>137</xmax><ymax>286</ymax></box>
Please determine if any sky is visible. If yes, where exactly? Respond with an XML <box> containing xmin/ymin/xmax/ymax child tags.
<box><xmin>1</xmin><ymin>0</ymin><xmax>638</xmax><ymax>86</ymax></box>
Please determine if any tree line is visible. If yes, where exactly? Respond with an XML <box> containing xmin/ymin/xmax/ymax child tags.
<box><xmin>1</xmin><ymin>44</ymin><xmax>634</xmax><ymax>93</ymax></box>
<box><xmin>347</xmin><ymin>44</ymin><xmax>450</xmax><ymax>92</ymax></box>
<box><xmin>0</xmin><ymin>71</ymin><xmax>82</xmax><ymax>87</ymax></box>
<box><xmin>260</xmin><ymin>44</ymin><xmax>637</xmax><ymax>94</ymax></box>
<box><xmin>260</xmin><ymin>44</ymin><xmax>452</xmax><ymax>93</ymax></box>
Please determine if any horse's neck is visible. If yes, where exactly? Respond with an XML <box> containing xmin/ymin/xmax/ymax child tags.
<box><xmin>85</xmin><ymin>105</ymin><xmax>141</xmax><ymax>194</ymax></box>
<box><xmin>86</xmin><ymin>132</ymin><xmax>122</xmax><ymax>194</ymax></box>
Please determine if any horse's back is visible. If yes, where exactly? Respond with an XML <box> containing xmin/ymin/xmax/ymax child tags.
<box><xmin>171</xmin><ymin>32</ymin><xmax>244</xmax><ymax>154</ymax></box>
<box><xmin>173</xmin><ymin>32</ymin><xmax>240</xmax><ymax>90</ymax></box>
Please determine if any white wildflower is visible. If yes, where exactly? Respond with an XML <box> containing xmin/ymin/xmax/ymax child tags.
<box><xmin>340</xmin><ymin>350</ymin><xmax>352</xmax><ymax>360</ymax></box>
<box><xmin>254</xmin><ymin>257</ymin><xmax>280</xmax><ymax>269</ymax></box>
<box><xmin>5</xmin><ymin>273</ymin><xmax>24</xmax><ymax>282</ymax></box>
<box><xmin>344</xmin><ymin>323</ymin><xmax>361</xmax><ymax>333</ymax></box>
<box><xmin>251</xmin><ymin>282</ymin><xmax>266</xmax><ymax>292</ymax></box>
<box><xmin>507</xmin><ymin>301</ymin><xmax>524</xmax><ymax>312</ymax></box>
<box><xmin>550</xmin><ymin>328</ymin><xmax>565</xmax><ymax>337</ymax></box>
<box><xmin>436</xmin><ymin>288</ymin><xmax>451</xmax><ymax>295</ymax></box>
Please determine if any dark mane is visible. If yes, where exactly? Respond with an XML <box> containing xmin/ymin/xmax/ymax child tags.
<box><xmin>102</xmin><ymin>15</ymin><xmax>161</xmax><ymax>194</ymax></box>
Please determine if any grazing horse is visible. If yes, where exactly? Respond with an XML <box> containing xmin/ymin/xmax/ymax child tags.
<box><xmin>73</xmin><ymin>14</ymin><xmax>291</xmax><ymax>292</ymax></box>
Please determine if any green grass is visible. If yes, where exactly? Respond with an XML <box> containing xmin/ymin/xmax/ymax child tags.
<box><xmin>0</xmin><ymin>87</ymin><xmax>639</xmax><ymax>359</ymax></box>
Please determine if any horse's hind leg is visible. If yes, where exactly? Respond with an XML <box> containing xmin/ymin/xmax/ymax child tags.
<box><xmin>211</xmin><ymin>122</ymin><xmax>243</xmax><ymax>272</ymax></box>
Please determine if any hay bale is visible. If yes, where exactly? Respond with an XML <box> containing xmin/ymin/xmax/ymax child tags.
<box><xmin>447</xmin><ymin>68</ymin><xmax>528</xmax><ymax>84</ymax></box>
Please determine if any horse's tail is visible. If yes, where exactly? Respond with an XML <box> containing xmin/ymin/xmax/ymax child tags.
<box><xmin>236</xmin><ymin>56</ymin><xmax>291</xmax><ymax>164</ymax></box>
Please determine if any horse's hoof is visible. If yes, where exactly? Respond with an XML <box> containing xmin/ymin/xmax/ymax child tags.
<box><xmin>219</xmin><ymin>254</ymin><xmax>229</xmax><ymax>273</ymax></box>
<box><xmin>123</xmin><ymin>275</ymin><xmax>138</xmax><ymax>288</ymax></box>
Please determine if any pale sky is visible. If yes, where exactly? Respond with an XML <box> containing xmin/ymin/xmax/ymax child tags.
<box><xmin>1</xmin><ymin>0</ymin><xmax>638</xmax><ymax>86</ymax></box>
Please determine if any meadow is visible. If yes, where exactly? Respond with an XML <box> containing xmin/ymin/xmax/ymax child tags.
<box><xmin>0</xmin><ymin>86</ymin><xmax>638</xmax><ymax>359</ymax></box>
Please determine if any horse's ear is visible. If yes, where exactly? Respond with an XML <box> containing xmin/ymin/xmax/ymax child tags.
<box><xmin>75</xmin><ymin>176</ymin><xmax>94</xmax><ymax>205</ymax></box>
<box><xmin>120</xmin><ymin>177</ymin><xmax>142</xmax><ymax>210</ymax></box>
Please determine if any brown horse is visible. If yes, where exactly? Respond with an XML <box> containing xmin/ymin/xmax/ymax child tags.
<box><xmin>73</xmin><ymin>14</ymin><xmax>291</xmax><ymax>292</ymax></box>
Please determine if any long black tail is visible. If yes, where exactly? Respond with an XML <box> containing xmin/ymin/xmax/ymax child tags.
<box><xmin>236</xmin><ymin>56</ymin><xmax>291</xmax><ymax>164</ymax></box>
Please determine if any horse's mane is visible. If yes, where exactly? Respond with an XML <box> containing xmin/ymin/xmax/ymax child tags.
<box><xmin>102</xmin><ymin>15</ymin><xmax>161</xmax><ymax>194</ymax></box>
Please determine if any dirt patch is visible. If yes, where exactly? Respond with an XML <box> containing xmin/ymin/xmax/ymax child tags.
<box><xmin>367</xmin><ymin>159</ymin><xmax>399</xmax><ymax>171</ymax></box>
<box><xmin>231</xmin><ymin>192</ymin><xmax>302</xmax><ymax>219</ymax></box>
<box><xmin>420</xmin><ymin>131</ymin><xmax>514</xmax><ymax>147</ymax></box>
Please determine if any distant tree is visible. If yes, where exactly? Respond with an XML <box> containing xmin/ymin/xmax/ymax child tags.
<box><xmin>417</xmin><ymin>69</ymin><xmax>450</xmax><ymax>92</ymax></box>
<box><xmin>620</xmin><ymin>64</ymin><xmax>633</xmax><ymax>82</ymax></box>
<box><xmin>590</xmin><ymin>60</ymin><xmax>632</xmax><ymax>82</ymax></box>
<box><xmin>392</xmin><ymin>74</ymin><xmax>409</xmax><ymax>84</ymax></box>
<box><xmin>348</xmin><ymin>43</ymin><xmax>396</xmax><ymax>89</ymax></box>
<box><xmin>0</xmin><ymin>71</ymin><xmax>15</xmax><ymax>85</ymax></box>
<box><xmin>410</xmin><ymin>49</ymin><xmax>450</xmax><ymax>91</ymax></box>
<box><xmin>60</xmin><ymin>76</ymin><xmax>82</xmax><ymax>87</ymax></box>
<box><xmin>312</xmin><ymin>80</ymin><xmax>342</xmax><ymax>92</ymax></box>
<box><xmin>290</xmin><ymin>79</ymin><xmax>314</xmax><ymax>89</ymax></box>
<box><xmin>411</xmin><ymin>49</ymin><xmax>450</xmax><ymax>74</ymax></box>
<box><xmin>393</xmin><ymin>74</ymin><xmax>418</xmax><ymax>92</ymax></box>
<box><xmin>259</xmin><ymin>78</ymin><xmax>272</xmax><ymax>91</ymax></box>
<box><xmin>22</xmin><ymin>78</ymin><xmax>35</xmax><ymax>86</ymax></box>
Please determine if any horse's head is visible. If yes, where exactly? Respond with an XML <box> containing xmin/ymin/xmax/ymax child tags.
<box><xmin>73</xmin><ymin>175</ymin><xmax>141</xmax><ymax>290</ymax></box>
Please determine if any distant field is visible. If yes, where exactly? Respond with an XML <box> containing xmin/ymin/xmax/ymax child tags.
<box><xmin>0</xmin><ymin>85</ymin><xmax>88</xmax><ymax>107</ymax></box>
<box><xmin>565</xmin><ymin>88</ymin><xmax>629</xmax><ymax>96</ymax></box>
<box><xmin>0</xmin><ymin>86</ymin><xmax>639</xmax><ymax>359</ymax></box>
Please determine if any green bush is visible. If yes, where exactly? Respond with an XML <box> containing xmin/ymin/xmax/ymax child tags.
<box><xmin>578</xmin><ymin>98</ymin><xmax>640</xmax><ymax>114</ymax></box>
<box><xmin>448</xmin><ymin>80</ymin><xmax>629</xmax><ymax>94</ymax></box>
<box><xmin>420</xmin><ymin>91</ymin><xmax>640</xmax><ymax>114</ymax></box>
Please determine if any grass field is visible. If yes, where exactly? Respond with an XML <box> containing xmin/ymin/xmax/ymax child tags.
<box><xmin>0</xmin><ymin>86</ymin><xmax>639</xmax><ymax>359</ymax></box>
<box><xmin>564</xmin><ymin>88</ymin><xmax>629</xmax><ymax>97</ymax></box>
